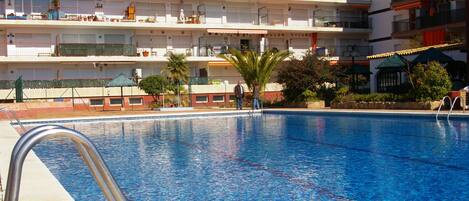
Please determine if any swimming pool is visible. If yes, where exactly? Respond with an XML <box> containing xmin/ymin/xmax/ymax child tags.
<box><xmin>32</xmin><ymin>111</ymin><xmax>469</xmax><ymax>200</ymax></box>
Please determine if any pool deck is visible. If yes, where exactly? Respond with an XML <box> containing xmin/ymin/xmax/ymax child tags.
<box><xmin>0</xmin><ymin>121</ymin><xmax>74</xmax><ymax>201</ymax></box>
<box><xmin>1</xmin><ymin>108</ymin><xmax>468</xmax><ymax>201</ymax></box>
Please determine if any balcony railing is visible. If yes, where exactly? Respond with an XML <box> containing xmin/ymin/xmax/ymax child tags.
<box><xmin>198</xmin><ymin>44</ymin><xmax>260</xmax><ymax>57</ymax></box>
<box><xmin>314</xmin><ymin>16</ymin><xmax>369</xmax><ymax>29</ymax></box>
<box><xmin>393</xmin><ymin>8</ymin><xmax>466</xmax><ymax>33</ymax></box>
<box><xmin>391</xmin><ymin>0</ymin><xmax>420</xmax><ymax>4</ymax></box>
<box><xmin>315</xmin><ymin>46</ymin><xmax>372</xmax><ymax>58</ymax></box>
<box><xmin>57</xmin><ymin>44</ymin><xmax>137</xmax><ymax>56</ymax></box>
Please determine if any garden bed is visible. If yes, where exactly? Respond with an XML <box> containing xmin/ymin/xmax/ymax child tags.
<box><xmin>331</xmin><ymin>101</ymin><xmax>441</xmax><ymax>110</ymax></box>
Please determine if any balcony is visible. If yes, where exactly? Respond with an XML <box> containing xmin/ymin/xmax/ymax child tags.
<box><xmin>315</xmin><ymin>46</ymin><xmax>372</xmax><ymax>58</ymax></box>
<box><xmin>57</xmin><ymin>44</ymin><xmax>137</xmax><ymax>57</ymax></box>
<box><xmin>314</xmin><ymin>16</ymin><xmax>369</xmax><ymax>29</ymax></box>
<box><xmin>198</xmin><ymin>44</ymin><xmax>260</xmax><ymax>57</ymax></box>
<box><xmin>393</xmin><ymin>8</ymin><xmax>466</xmax><ymax>35</ymax></box>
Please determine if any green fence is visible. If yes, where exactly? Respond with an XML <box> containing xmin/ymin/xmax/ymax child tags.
<box><xmin>57</xmin><ymin>44</ymin><xmax>137</xmax><ymax>56</ymax></box>
<box><xmin>0</xmin><ymin>79</ymin><xmax>111</xmax><ymax>89</ymax></box>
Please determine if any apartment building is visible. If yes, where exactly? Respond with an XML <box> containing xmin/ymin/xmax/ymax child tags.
<box><xmin>368</xmin><ymin>0</ymin><xmax>467</xmax><ymax>93</ymax></box>
<box><xmin>0</xmin><ymin>0</ymin><xmax>372</xmax><ymax>108</ymax></box>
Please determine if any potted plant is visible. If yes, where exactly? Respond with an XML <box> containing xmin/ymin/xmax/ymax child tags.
<box><xmin>142</xmin><ymin>50</ymin><xmax>149</xmax><ymax>57</ymax></box>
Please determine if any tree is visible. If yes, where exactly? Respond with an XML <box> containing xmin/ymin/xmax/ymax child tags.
<box><xmin>409</xmin><ymin>61</ymin><xmax>452</xmax><ymax>101</ymax></box>
<box><xmin>277</xmin><ymin>51</ymin><xmax>344</xmax><ymax>102</ymax></box>
<box><xmin>162</xmin><ymin>53</ymin><xmax>190</xmax><ymax>107</ymax></box>
<box><xmin>138</xmin><ymin>75</ymin><xmax>173</xmax><ymax>103</ymax></box>
<box><xmin>219</xmin><ymin>48</ymin><xmax>290</xmax><ymax>106</ymax></box>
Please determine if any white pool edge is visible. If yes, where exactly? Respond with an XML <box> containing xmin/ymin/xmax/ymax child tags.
<box><xmin>0</xmin><ymin>121</ymin><xmax>74</xmax><ymax>201</ymax></box>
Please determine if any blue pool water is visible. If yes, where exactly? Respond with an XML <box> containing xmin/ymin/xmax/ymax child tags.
<box><xmin>32</xmin><ymin>112</ymin><xmax>469</xmax><ymax>201</ymax></box>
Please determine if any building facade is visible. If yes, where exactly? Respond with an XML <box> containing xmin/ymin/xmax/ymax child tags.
<box><xmin>0</xmin><ymin>0</ymin><xmax>372</xmax><ymax>108</ymax></box>
<box><xmin>368</xmin><ymin>0</ymin><xmax>467</xmax><ymax>93</ymax></box>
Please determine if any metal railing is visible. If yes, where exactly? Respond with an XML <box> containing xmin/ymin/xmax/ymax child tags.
<box><xmin>313</xmin><ymin>16</ymin><xmax>369</xmax><ymax>29</ymax></box>
<box><xmin>57</xmin><ymin>43</ymin><xmax>137</xmax><ymax>57</ymax></box>
<box><xmin>315</xmin><ymin>45</ymin><xmax>372</xmax><ymax>57</ymax></box>
<box><xmin>447</xmin><ymin>96</ymin><xmax>465</xmax><ymax>120</ymax></box>
<box><xmin>0</xmin><ymin>79</ymin><xmax>111</xmax><ymax>89</ymax></box>
<box><xmin>436</xmin><ymin>96</ymin><xmax>452</xmax><ymax>120</ymax></box>
<box><xmin>393</xmin><ymin>8</ymin><xmax>466</xmax><ymax>33</ymax></box>
<box><xmin>4</xmin><ymin>125</ymin><xmax>127</xmax><ymax>201</ymax></box>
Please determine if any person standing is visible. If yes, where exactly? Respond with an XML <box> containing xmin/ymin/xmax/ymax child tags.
<box><xmin>252</xmin><ymin>83</ymin><xmax>260</xmax><ymax>110</ymax></box>
<box><xmin>234</xmin><ymin>81</ymin><xmax>244</xmax><ymax>110</ymax></box>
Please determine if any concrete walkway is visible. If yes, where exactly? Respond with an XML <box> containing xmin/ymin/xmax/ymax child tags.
<box><xmin>0</xmin><ymin>121</ymin><xmax>73</xmax><ymax>201</ymax></box>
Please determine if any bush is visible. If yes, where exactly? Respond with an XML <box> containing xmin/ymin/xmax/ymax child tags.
<box><xmin>138</xmin><ymin>75</ymin><xmax>174</xmax><ymax>102</ymax></box>
<box><xmin>335</xmin><ymin>93</ymin><xmax>409</xmax><ymax>103</ymax></box>
<box><xmin>409</xmin><ymin>62</ymin><xmax>452</xmax><ymax>101</ymax></box>
<box><xmin>277</xmin><ymin>51</ymin><xmax>345</xmax><ymax>103</ymax></box>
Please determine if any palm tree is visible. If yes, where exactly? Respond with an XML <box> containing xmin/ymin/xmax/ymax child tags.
<box><xmin>163</xmin><ymin>53</ymin><xmax>190</xmax><ymax>107</ymax></box>
<box><xmin>219</xmin><ymin>48</ymin><xmax>290</xmax><ymax>109</ymax></box>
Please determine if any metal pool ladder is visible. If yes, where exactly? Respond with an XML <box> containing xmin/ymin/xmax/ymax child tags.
<box><xmin>447</xmin><ymin>96</ymin><xmax>464</xmax><ymax>120</ymax></box>
<box><xmin>3</xmin><ymin>125</ymin><xmax>127</xmax><ymax>201</ymax></box>
<box><xmin>436</xmin><ymin>96</ymin><xmax>452</xmax><ymax>120</ymax></box>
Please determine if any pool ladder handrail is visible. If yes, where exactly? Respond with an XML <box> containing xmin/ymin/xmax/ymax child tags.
<box><xmin>4</xmin><ymin>125</ymin><xmax>127</xmax><ymax>201</ymax></box>
<box><xmin>447</xmin><ymin>96</ymin><xmax>464</xmax><ymax>120</ymax></box>
<box><xmin>436</xmin><ymin>96</ymin><xmax>452</xmax><ymax>120</ymax></box>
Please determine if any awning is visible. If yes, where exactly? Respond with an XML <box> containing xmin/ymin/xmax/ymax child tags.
<box><xmin>376</xmin><ymin>54</ymin><xmax>408</xmax><ymax>70</ymax></box>
<box><xmin>392</xmin><ymin>0</ymin><xmax>422</xmax><ymax>10</ymax></box>
<box><xmin>106</xmin><ymin>73</ymin><xmax>136</xmax><ymax>87</ymax></box>
<box><xmin>208</xmin><ymin>61</ymin><xmax>232</xmax><ymax>67</ymax></box>
<box><xmin>412</xmin><ymin>47</ymin><xmax>454</xmax><ymax>64</ymax></box>
<box><xmin>207</xmin><ymin>29</ymin><xmax>268</xmax><ymax>35</ymax></box>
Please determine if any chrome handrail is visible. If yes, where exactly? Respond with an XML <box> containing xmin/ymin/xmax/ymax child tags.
<box><xmin>4</xmin><ymin>125</ymin><xmax>127</xmax><ymax>201</ymax></box>
<box><xmin>436</xmin><ymin>96</ymin><xmax>452</xmax><ymax>120</ymax></box>
<box><xmin>447</xmin><ymin>96</ymin><xmax>462</xmax><ymax>120</ymax></box>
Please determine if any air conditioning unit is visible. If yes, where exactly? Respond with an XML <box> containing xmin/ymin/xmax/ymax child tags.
<box><xmin>132</xmin><ymin>68</ymin><xmax>142</xmax><ymax>78</ymax></box>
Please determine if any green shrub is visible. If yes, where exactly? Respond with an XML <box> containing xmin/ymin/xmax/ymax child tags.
<box><xmin>335</xmin><ymin>93</ymin><xmax>408</xmax><ymax>103</ymax></box>
<box><xmin>138</xmin><ymin>75</ymin><xmax>174</xmax><ymax>102</ymax></box>
<box><xmin>409</xmin><ymin>62</ymin><xmax>452</xmax><ymax>101</ymax></box>
<box><xmin>277</xmin><ymin>51</ymin><xmax>345</xmax><ymax>103</ymax></box>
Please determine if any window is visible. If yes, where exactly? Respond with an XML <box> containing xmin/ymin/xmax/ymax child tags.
<box><xmin>90</xmin><ymin>99</ymin><xmax>104</xmax><ymax>106</ymax></box>
<box><xmin>213</xmin><ymin>95</ymin><xmax>224</xmax><ymax>102</ymax></box>
<box><xmin>15</xmin><ymin>33</ymin><xmax>51</xmax><ymax>47</ymax></box>
<box><xmin>62</xmin><ymin>34</ymin><xmax>96</xmax><ymax>43</ymax></box>
<box><xmin>110</xmin><ymin>98</ymin><xmax>123</xmax><ymax>105</ymax></box>
<box><xmin>229</xmin><ymin>95</ymin><xmax>236</xmax><ymax>102</ymax></box>
<box><xmin>195</xmin><ymin>96</ymin><xmax>208</xmax><ymax>103</ymax></box>
<box><xmin>129</xmin><ymin>98</ymin><xmax>143</xmax><ymax>105</ymax></box>
<box><xmin>15</xmin><ymin>0</ymin><xmax>49</xmax><ymax>14</ymax></box>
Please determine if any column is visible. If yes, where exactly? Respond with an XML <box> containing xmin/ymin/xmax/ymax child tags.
<box><xmin>260</xmin><ymin>36</ymin><xmax>266</xmax><ymax>53</ymax></box>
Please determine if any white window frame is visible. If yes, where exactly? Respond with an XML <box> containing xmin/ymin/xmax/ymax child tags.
<box><xmin>195</xmin><ymin>96</ymin><xmax>208</xmax><ymax>103</ymax></box>
<box><xmin>129</xmin><ymin>97</ymin><xmax>143</xmax><ymax>105</ymax></box>
<box><xmin>89</xmin><ymin>99</ymin><xmax>104</xmax><ymax>106</ymax></box>
<box><xmin>109</xmin><ymin>98</ymin><xmax>123</xmax><ymax>106</ymax></box>
<box><xmin>212</xmin><ymin>95</ymin><xmax>225</xmax><ymax>103</ymax></box>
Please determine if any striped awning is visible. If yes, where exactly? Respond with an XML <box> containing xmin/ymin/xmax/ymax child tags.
<box><xmin>207</xmin><ymin>29</ymin><xmax>268</xmax><ymax>35</ymax></box>
<box><xmin>392</xmin><ymin>0</ymin><xmax>422</xmax><ymax>10</ymax></box>
<box><xmin>367</xmin><ymin>43</ymin><xmax>464</xmax><ymax>60</ymax></box>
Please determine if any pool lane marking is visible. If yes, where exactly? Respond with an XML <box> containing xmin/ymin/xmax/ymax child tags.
<box><xmin>287</xmin><ymin>137</ymin><xmax>469</xmax><ymax>171</ymax></box>
<box><xmin>157</xmin><ymin>136</ymin><xmax>352</xmax><ymax>201</ymax></box>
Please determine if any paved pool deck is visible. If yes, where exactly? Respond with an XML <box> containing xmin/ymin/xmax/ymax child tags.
<box><xmin>0</xmin><ymin>121</ymin><xmax>74</xmax><ymax>201</ymax></box>
<box><xmin>1</xmin><ymin>108</ymin><xmax>468</xmax><ymax>201</ymax></box>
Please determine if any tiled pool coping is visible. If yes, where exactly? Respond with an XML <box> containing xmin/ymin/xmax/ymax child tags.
<box><xmin>2</xmin><ymin>108</ymin><xmax>469</xmax><ymax>200</ymax></box>
<box><xmin>0</xmin><ymin>121</ymin><xmax>74</xmax><ymax>201</ymax></box>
